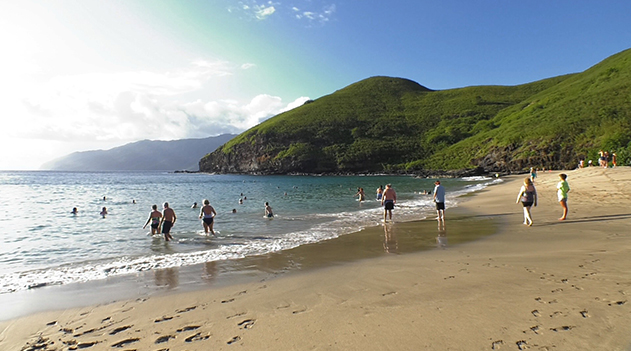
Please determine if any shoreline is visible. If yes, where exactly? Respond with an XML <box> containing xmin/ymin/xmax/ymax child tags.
<box><xmin>0</xmin><ymin>194</ymin><xmax>496</xmax><ymax>322</ymax></box>
<box><xmin>2</xmin><ymin>167</ymin><xmax>631</xmax><ymax>350</ymax></box>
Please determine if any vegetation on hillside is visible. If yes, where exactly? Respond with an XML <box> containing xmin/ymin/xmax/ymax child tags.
<box><xmin>201</xmin><ymin>48</ymin><xmax>631</xmax><ymax>174</ymax></box>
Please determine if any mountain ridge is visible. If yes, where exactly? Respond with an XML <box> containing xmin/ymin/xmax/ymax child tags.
<box><xmin>42</xmin><ymin>134</ymin><xmax>236</xmax><ymax>171</ymax></box>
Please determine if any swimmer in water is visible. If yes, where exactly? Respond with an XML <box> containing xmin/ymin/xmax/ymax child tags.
<box><xmin>71</xmin><ymin>207</ymin><xmax>78</xmax><ymax>215</ymax></box>
<box><xmin>264</xmin><ymin>202</ymin><xmax>274</xmax><ymax>218</ymax></box>
<box><xmin>100</xmin><ymin>207</ymin><xmax>108</xmax><ymax>217</ymax></box>
<box><xmin>142</xmin><ymin>204</ymin><xmax>162</xmax><ymax>235</ymax></box>
<box><xmin>199</xmin><ymin>199</ymin><xmax>217</xmax><ymax>235</ymax></box>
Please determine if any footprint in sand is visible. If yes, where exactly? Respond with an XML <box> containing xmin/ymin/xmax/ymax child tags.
<box><xmin>185</xmin><ymin>332</ymin><xmax>211</xmax><ymax>343</ymax></box>
<box><xmin>109</xmin><ymin>325</ymin><xmax>133</xmax><ymax>335</ymax></box>
<box><xmin>608</xmin><ymin>300</ymin><xmax>627</xmax><ymax>306</ymax></box>
<box><xmin>155</xmin><ymin>335</ymin><xmax>176</xmax><ymax>344</ymax></box>
<box><xmin>76</xmin><ymin>341</ymin><xmax>99</xmax><ymax>348</ymax></box>
<box><xmin>491</xmin><ymin>340</ymin><xmax>503</xmax><ymax>349</ymax></box>
<box><xmin>549</xmin><ymin>325</ymin><xmax>574</xmax><ymax>332</ymax></box>
<box><xmin>111</xmin><ymin>337</ymin><xmax>140</xmax><ymax>348</ymax></box>
<box><xmin>154</xmin><ymin>316</ymin><xmax>174</xmax><ymax>323</ymax></box>
<box><xmin>222</xmin><ymin>298</ymin><xmax>235</xmax><ymax>304</ymax></box>
<box><xmin>177</xmin><ymin>325</ymin><xmax>201</xmax><ymax>332</ymax></box>
<box><xmin>238</xmin><ymin>319</ymin><xmax>256</xmax><ymax>329</ymax></box>
<box><xmin>227</xmin><ymin>335</ymin><xmax>241</xmax><ymax>345</ymax></box>
<box><xmin>516</xmin><ymin>340</ymin><xmax>528</xmax><ymax>350</ymax></box>
<box><xmin>580</xmin><ymin>310</ymin><xmax>589</xmax><ymax>318</ymax></box>
<box><xmin>176</xmin><ymin>306</ymin><xmax>197</xmax><ymax>313</ymax></box>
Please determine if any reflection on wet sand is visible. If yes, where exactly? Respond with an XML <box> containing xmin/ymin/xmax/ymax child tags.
<box><xmin>202</xmin><ymin>261</ymin><xmax>217</xmax><ymax>283</ymax></box>
<box><xmin>436</xmin><ymin>220</ymin><xmax>448</xmax><ymax>248</ymax></box>
<box><xmin>154</xmin><ymin>267</ymin><xmax>179</xmax><ymax>289</ymax></box>
<box><xmin>383</xmin><ymin>223</ymin><xmax>398</xmax><ymax>254</ymax></box>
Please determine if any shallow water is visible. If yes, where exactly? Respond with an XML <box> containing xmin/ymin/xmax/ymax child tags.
<box><xmin>0</xmin><ymin>171</ymin><xmax>500</xmax><ymax>295</ymax></box>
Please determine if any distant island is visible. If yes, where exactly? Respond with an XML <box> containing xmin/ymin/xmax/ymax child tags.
<box><xmin>42</xmin><ymin>134</ymin><xmax>235</xmax><ymax>171</ymax></box>
<box><xmin>200</xmin><ymin>48</ymin><xmax>631</xmax><ymax>175</ymax></box>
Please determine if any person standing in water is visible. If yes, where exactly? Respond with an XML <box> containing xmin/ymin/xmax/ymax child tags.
<box><xmin>199</xmin><ymin>199</ymin><xmax>217</xmax><ymax>235</ymax></box>
<box><xmin>557</xmin><ymin>174</ymin><xmax>570</xmax><ymax>220</ymax></box>
<box><xmin>100</xmin><ymin>207</ymin><xmax>108</xmax><ymax>218</ymax></box>
<box><xmin>433</xmin><ymin>180</ymin><xmax>446</xmax><ymax>222</ymax></box>
<box><xmin>376</xmin><ymin>185</ymin><xmax>383</xmax><ymax>201</ymax></box>
<box><xmin>381</xmin><ymin>184</ymin><xmax>397</xmax><ymax>223</ymax></box>
<box><xmin>142</xmin><ymin>204</ymin><xmax>162</xmax><ymax>235</ymax></box>
<box><xmin>516</xmin><ymin>177</ymin><xmax>537</xmax><ymax>226</ymax></box>
<box><xmin>355</xmin><ymin>187</ymin><xmax>366</xmax><ymax>202</ymax></box>
<box><xmin>160</xmin><ymin>202</ymin><xmax>176</xmax><ymax>241</ymax></box>
<box><xmin>264</xmin><ymin>202</ymin><xmax>274</xmax><ymax>218</ymax></box>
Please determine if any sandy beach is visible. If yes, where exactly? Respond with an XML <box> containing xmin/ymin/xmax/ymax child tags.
<box><xmin>2</xmin><ymin>167</ymin><xmax>631</xmax><ymax>351</ymax></box>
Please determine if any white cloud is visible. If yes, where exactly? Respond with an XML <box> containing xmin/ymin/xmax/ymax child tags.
<box><xmin>7</xmin><ymin>58</ymin><xmax>309</xmax><ymax>146</ymax></box>
<box><xmin>255</xmin><ymin>5</ymin><xmax>276</xmax><ymax>19</ymax></box>
<box><xmin>231</xmin><ymin>1</ymin><xmax>336</xmax><ymax>24</ymax></box>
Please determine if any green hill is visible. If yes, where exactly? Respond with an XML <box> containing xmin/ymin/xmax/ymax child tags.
<box><xmin>200</xmin><ymin>48</ymin><xmax>631</xmax><ymax>174</ymax></box>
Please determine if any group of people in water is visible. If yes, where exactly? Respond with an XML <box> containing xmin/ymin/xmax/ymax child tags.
<box><xmin>358</xmin><ymin>181</ymin><xmax>447</xmax><ymax>224</ymax></box>
<box><xmin>140</xmin><ymin>199</ymin><xmax>274</xmax><ymax>241</ymax></box>
<box><xmin>516</xmin><ymin>173</ymin><xmax>570</xmax><ymax>226</ymax></box>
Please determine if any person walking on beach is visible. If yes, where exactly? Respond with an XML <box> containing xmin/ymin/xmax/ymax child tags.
<box><xmin>264</xmin><ymin>202</ymin><xmax>274</xmax><ymax>218</ymax></box>
<box><xmin>530</xmin><ymin>167</ymin><xmax>537</xmax><ymax>183</ymax></box>
<box><xmin>557</xmin><ymin>174</ymin><xmax>570</xmax><ymax>220</ymax></box>
<box><xmin>142</xmin><ymin>204</ymin><xmax>163</xmax><ymax>235</ymax></box>
<box><xmin>381</xmin><ymin>184</ymin><xmax>397</xmax><ymax>222</ymax></box>
<box><xmin>199</xmin><ymin>199</ymin><xmax>217</xmax><ymax>235</ymax></box>
<box><xmin>433</xmin><ymin>180</ymin><xmax>446</xmax><ymax>222</ymax></box>
<box><xmin>160</xmin><ymin>202</ymin><xmax>176</xmax><ymax>241</ymax></box>
<box><xmin>516</xmin><ymin>177</ymin><xmax>537</xmax><ymax>226</ymax></box>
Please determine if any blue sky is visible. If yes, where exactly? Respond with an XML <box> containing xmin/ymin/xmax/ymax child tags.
<box><xmin>2</xmin><ymin>0</ymin><xmax>631</xmax><ymax>169</ymax></box>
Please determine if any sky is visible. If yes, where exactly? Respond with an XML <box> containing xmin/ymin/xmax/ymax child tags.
<box><xmin>1</xmin><ymin>0</ymin><xmax>631</xmax><ymax>170</ymax></box>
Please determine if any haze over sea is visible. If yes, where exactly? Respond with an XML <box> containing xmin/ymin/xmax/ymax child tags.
<box><xmin>0</xmin><ymin>171</ymin><xmax>499</xmax><ymax>307</ymax></box>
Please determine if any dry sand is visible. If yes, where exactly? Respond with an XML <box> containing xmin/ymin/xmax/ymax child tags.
<box><xmin>2</xmin><ymin>167</ymin><xmax>631</xmax><ymax>351</ymax></box>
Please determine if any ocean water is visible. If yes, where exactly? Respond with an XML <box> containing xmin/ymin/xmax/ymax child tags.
<box><xmin>0</xmin><ymin>171</ymin><xmax>500</xmax><ymax>295</ymax></box>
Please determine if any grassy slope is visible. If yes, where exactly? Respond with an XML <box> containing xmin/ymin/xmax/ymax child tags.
<box><xmin>206</xmin><ymin>48</ymin><xmax>631</xmax><ymax>173</ymax></box>
<box><xmin>429</xmin><ymin>48</ymin><xmax>631</xmax><ymax>169</ymax></box>
<box><xmin>216</xmin><ymin>76</ymin><xmax>569</xmax><ymax>172</ymax></box>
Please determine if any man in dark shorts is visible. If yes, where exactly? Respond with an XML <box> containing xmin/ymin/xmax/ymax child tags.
<box><xmin>433</xmin><ymin>181</ymin><xmax>446</xmax><ymax>222</ymax></box>
<box><xmin>381</xmin><ymin>184</ymin><xmax>397</xmax><ymax>223</ymax></box>
<box><xmin>160</xmin><ymin>202</ymin><xmax>177</xmax><ymax>241</ymax></box>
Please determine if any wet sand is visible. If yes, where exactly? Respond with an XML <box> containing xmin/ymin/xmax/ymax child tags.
<box><xmin>2</xmin><ymin>167</ymin><xmax>631</xmax><ymax>350</ymax></box>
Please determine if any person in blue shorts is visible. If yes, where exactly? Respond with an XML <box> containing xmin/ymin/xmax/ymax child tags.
<box><xmin>381</xmin><ymin>184</ymin><xmax>397</xmax><ymax>223</ymax></box>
